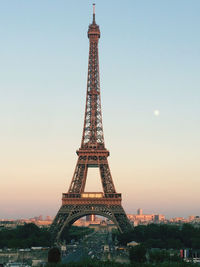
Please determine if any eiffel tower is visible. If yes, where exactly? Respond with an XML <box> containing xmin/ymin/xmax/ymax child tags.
<box><xmin>50</xmin><ymin>4</ymin><xmax>132</xmax><ymax>242</ymax></box>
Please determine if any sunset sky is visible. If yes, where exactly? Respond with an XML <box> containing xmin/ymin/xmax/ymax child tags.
<box><xmin>0</xmin><ymin>0</ymin><xmax>200</xmax><ymax>219</ymax></box>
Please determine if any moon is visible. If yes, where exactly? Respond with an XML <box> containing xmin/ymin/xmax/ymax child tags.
<box><xmin>154</xmin><ymin>110</ymin><xmax>160</xmax><ymax>116</ymax></box>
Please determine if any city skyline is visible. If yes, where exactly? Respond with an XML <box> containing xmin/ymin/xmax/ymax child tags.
<box><xmin>0</xmin><ymin>0</ymin><xmax>200</xmax><ymax>219</ymax></box>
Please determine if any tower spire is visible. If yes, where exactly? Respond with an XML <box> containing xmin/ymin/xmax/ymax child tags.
<box><xmin>93</xmin><ymin>3</ymin><xmax>96</xmax><ymax>24</ymax></box>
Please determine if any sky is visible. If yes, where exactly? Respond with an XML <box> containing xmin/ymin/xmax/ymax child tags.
<box><xmin>0</xmin><ymin>0</ymin><xmax>200</xmax><ymax>219</ymax></box>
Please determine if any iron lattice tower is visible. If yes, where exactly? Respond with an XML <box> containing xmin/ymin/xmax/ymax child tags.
<box><xmin>50</xmin><ymin>5</ymin><xmax>132</xmax><ymax>242</ymax></box>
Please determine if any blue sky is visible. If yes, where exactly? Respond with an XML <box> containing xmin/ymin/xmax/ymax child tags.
<box><xmin>0</xmin><ymin>0</ymin><xmax>200</xmax><ymax>219</ymax></box>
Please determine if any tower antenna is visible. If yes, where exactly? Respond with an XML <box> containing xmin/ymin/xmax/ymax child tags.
<box><xmin>93</xmin><ymin>3</ymin><xmax>96</xmax><ymax>23</ymax></box>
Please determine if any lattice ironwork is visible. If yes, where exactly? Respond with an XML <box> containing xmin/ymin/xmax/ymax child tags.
<box><xmin>81</xmin><ymin>12</ymin><xmax>104</xmax><ymax>148</ymax></box>
<box><xmin>50</xmin><ymin>5</ymin><xmax>132</xmax><ymax>242</ymax></box>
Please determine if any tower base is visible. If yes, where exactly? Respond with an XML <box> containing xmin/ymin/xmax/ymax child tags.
<box><xmin>50</xmin><ymin>194</ymin><xmax>132</xmax><ymax>242</ymax></box>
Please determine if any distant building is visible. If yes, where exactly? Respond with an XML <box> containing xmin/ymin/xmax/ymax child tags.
<box><xmin>86</xmin><ymin>214</ymin><xmax>96</xmax><ymax>222</ymax></box>
<box><xmin>46</xmin><ymin>216</ymin><xmax>52</xmax><ymax>221</ymax></box>
<box><xmin>169</xmin><ymin>217</ymin><xmax>187</xmax><ymax>223</ymax></box>
<box><xmin>137</xmin><ymin>208</ymin><xmax>143</xmax><ymax>215</ymax></box>
<box><xmin>89</xmin><ymin>220</ymin><xmax>116</xmax><ymax>232</ymax></box>
<box><xmin>127</xmin><ymin>208</ymin><xmax>165</xmax><ymax>225</ymax></box>
<box><xmin>154</xmin><ymin>214</ymin><xmax>165</xmax><ymax>222</ymax></box>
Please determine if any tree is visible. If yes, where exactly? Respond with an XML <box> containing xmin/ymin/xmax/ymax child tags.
<box><xmin>48</xmin><ymin>247</ymin><xmax>61</xmax><ymax>263</ymax></box>
<box><xmin>129</xmin><ymin>245</ymin><xmax>146</xmax><ymax>263</ymax></box>
<box><xmin>149</xmin><ymin>250</ymin><xmax>170</xmax><ymax>263</ymax></box>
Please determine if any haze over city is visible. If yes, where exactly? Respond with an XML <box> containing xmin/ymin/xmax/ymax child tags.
<box><xmin>0</xmin><ymin>0</ymin><xmax>200</xmax><ymax>220</ymax></box>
